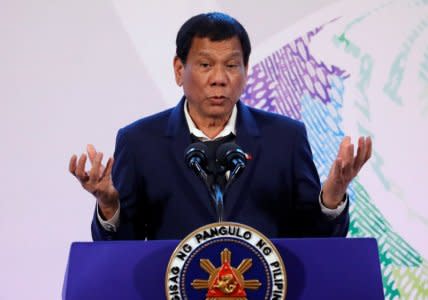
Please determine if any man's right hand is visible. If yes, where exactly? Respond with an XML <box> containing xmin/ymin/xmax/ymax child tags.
<box><xmin>69</xmin><ymin>144</ymin><xmax>119</xmax><ymax>220</ymax></box>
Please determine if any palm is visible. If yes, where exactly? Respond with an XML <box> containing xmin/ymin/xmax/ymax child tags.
<box><xmin>323</xmin><ymin>136</ymin><xmax>372</xmax><ymax>207</ymax></box>
<box><xmin>69</xmin><ymin>144</ymin><xmax>119</xmax><ymax>207</ymax></box>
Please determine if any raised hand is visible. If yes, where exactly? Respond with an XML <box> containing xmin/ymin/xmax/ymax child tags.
<box><xmin>69</xmin><ymin>144</ymin><xmax>119</xmax><ymax>219</ymax></box>
<box><xmin>322</xmin><ymin>136</ymin><xmax>372</xmax><ymax>209</ymax></box>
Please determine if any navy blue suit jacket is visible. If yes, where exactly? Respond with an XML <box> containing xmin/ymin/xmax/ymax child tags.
<box><xmin>92</xmin><ymin>98</ymin><xmax>349</xmax><ymax>240</ymax></box>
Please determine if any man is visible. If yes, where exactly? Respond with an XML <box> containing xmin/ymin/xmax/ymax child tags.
<box><xmin>69</xmin><ymin>12</ymin><xmax>371</xmax><ymax>240</ymax></box>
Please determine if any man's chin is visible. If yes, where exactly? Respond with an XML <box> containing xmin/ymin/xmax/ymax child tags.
<box><xmin>204</xmin><ymin>107</ymin><xmax>232</xmax><ymax>120</ymax></box>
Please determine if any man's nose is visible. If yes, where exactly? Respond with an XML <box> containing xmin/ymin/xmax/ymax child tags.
<box><xmin>209</xmin><ymin>66</ymin><xmax>227</xmax><ymax>86</ymax></box>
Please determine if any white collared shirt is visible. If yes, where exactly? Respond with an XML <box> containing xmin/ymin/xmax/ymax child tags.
<box><xmin>183</xmin><ymin>99</ymin><xmax>237</xmax><ymax>141</ymax></box>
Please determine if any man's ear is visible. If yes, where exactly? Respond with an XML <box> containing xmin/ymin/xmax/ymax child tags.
<box><xmin>244</xmin><ymin>60</ymin><xmax>249</xmax><ymax>77</ymax></box>
<box><xmin>173</xmin><ymin>56</ymin><xmax>184</xmax><ymax>87</ymax></box>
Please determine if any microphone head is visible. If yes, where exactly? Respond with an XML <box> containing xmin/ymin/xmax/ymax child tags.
<box><xmin>216</xmin><ymin>142</ymin><xmax>247</xmax><ymax>170</ymax></box>
<box><xmin>184</xmin><ymin>142</ymin><xmax>208</xmax><ymax>168</ymax></box>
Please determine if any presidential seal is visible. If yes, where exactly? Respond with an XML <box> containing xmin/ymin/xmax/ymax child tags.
<box><xmin>165</xmin><ymin>222</ymin><xmax>287</xmax><ymax>300</ymax></box>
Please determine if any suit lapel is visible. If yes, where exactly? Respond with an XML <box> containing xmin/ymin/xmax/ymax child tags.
<box><xmin>224</xmin><ymin>101</ymin><xmax>261</xmax><ymax>220</ymax></box>
<box><xmin>165</xmin><ymin>97</ymin><xmax>217</xmax><ymax>220</ymax></box>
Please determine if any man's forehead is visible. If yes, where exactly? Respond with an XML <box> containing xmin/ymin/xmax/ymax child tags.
<box><xmin>196</xmin><ymin>50</ymin><xmax>243</xmax><ymax>58</ymax></box>
<box><xmin>190</xmin><ymin>37</ymin><xmax>244</xmax><ymax>58</ymax></box>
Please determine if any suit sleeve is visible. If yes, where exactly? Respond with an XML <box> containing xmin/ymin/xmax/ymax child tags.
<box><xmin>290</xmin><ymin>122</ymin><xmax>349</xmax><ymax>237</ymax></box>
<box><xmin>91</xmin><ymin>129</ymin><xmax>146</xmax><ymax>240</ymax></box>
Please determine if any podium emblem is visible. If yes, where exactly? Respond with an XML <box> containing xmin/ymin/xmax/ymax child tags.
<box><xmin>192</xmin><ymin>248</ymin><xmax>261</xmax><ymax>299</ymax></box>
<box><xmin>165</xmin><ymin>222</ymin><xmax>287</xmax><ymax>299</ymax></box>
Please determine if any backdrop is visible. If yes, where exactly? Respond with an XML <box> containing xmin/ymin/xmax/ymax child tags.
<box><xmin>1</xmin><ymin>0</ymin><xmax>427</xmax><ymax>299</ymax></box>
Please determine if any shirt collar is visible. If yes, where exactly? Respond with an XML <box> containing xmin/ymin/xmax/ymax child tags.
<box><xmin>184</xmin><ymin>99</ymin><xmax>237</xmax><ymax>142</ymax></box>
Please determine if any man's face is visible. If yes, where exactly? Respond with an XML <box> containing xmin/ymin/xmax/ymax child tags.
<box><xmin>174</xmin><ymin>36</ymin><xmax>248</xmax><ymax>121</ymax></box>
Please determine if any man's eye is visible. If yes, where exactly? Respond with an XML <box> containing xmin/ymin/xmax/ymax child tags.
<box><xmin>227</xmin><ymin>64</ymin><xmax>238</xmax><ymax>68</ymax></box>
<box><xmin>200</xmin><ymin>63</ymin><xmax>210</xmax><ymax>68</ymax></box>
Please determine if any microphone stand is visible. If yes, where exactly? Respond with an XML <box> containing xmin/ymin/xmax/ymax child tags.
<box><xmin>210</xmin><ymin>165</ymin><xmax>243</xmax><ymax>223</ymax></box>
<box><xmin>212</xmin><ymin>184</ymin><xmax>224</xmax><ymax>223</ymax></box>
<box><xmin>190</xmin><ymin>160</ymin><xmax>224</xmax><ymax>222</ymax></box>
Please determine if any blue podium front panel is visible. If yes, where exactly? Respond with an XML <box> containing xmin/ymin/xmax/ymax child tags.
<box><xmin>63</xmin><ymin>238</ymin><xmax>384</xmax><ymax>299</ymax></box>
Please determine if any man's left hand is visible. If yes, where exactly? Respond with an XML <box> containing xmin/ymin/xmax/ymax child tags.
<box><xmin>322</xmin><ymin>136</ymin><xmax>372</xmax><ymax>209</ymax></box>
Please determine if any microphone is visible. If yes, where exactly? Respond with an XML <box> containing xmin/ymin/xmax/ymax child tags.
<box><xmin>216</xmin><ymin>142</ymin><xmax>247</xmax><ymax>184</ymax></box>
<box><xmin>185</xmin><ymin>142</ymin><xmax>223</xmax><ymax>222</ymax></box>
<box><xmin>184</xmin><ymin>142</ymin><xmax>209</xmax><ymax>182</ymax></box>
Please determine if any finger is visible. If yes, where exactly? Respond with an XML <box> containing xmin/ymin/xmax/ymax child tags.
<box><xmin>69</xmin><ymin>155</ymin><xmax>77</xmax><ymax>175</ymax></box>
<box><xmin>87</xmin><ymin>144</ymin><xmax>97</xmax><ymax>164</ymax></box>
<box><xmin>339</xmin><ymin>137</ymin><xmax>354</xmax><ymax>164</ymax></box>
<box><xmin>89</xmin><ymin>152</ymin><xmax>104</xmax><ymax>183</ymax></box>
<box><xmin>87</xmin><ymin>144</ymin><xmax>106</xmax><ymax>174</ymax></box>
<box><xmin>332</xmin><ymin>157</ymin><xmax>343</xmax><ymax>180</ymax></box>
<box><xmin>101</xmin><ymin>157</ymin><xmax>114</xmax><ymax>179</ymax></box>
<box><xmin>327</xmin><ymin>157</ymin><xmax>346</xmax><ymax>189</ymax></box>
<box><xmin>353</xmin><ymin>136</ymin><xmax>366</xmax><ymax>171</ymax></box>
<box><xmin>365</xmin><ymin>136</ymin><xmax>373</xmax><ymax>162</ymax></box>
<box><xmin>75</xmin><ymin>154</ymin><xmax>89</xmax><ymax>181</ymax></box>
<box><xmin>341</xmin><ymin>142</ymin><xmax>354</xmax><ymax>179</ymax></box>
<box><xmin>338</xmin><ymin>136</ymin><xmax>351</xmax><ymax>158</ymax></box>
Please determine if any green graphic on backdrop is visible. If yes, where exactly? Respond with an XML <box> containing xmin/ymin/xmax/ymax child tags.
<box><xmin>243</xmin><ymin>1</ymin><xmax>428</xmax><ymax>298</ymax></box>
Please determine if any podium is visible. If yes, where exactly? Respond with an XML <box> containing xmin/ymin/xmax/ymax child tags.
<box><xmin>63</xmin><ymin>238</ymin><xmax>384</xmax><ymax>299</ymax></box>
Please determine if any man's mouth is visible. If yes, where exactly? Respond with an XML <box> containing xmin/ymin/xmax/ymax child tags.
<box><xmin>208</xmin><ymin>96</ymin><xmax>227</xmax><ymax>104</ymax></box>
